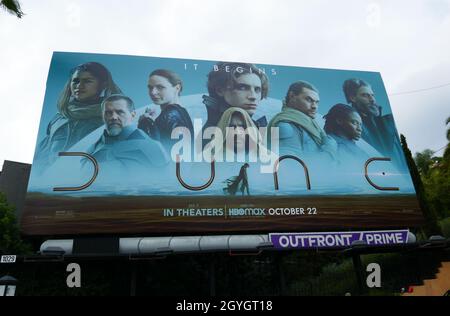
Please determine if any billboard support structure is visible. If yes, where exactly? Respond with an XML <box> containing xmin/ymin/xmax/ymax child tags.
<box><xmin>351</xmin><ymin>253</ymin><xmax>365</xmax><ymax>295</ymax></box>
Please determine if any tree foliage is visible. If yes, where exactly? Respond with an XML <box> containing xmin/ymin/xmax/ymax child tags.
<box><xmin>414</xmin><ymin>153</ymin><xmax>450</xmax><ymax>219</ymax></box>
<box><xmin>0</xmin><ymin>192</ymin><xmax>30</xmax><ymax>254</ymax></box>
<box><xmin>401</xmin><ymin>134</ymin><xmax>441</xmax><ymax>235</ymax></box>
<box><xmin>1</xmin><ymin>0</ymin><xmax>24</xmax><ymax>18</ymax></box>
<box><xmin>414</xmin><ymin>149</ymin><xmax>438</xmax><ymax>175</ymax></box>
<box><xmin>412</xmin><ymin>116</ymin><xmax>450</xmax><ymax>220</ymax></box>
<box><xmin>444</xmin><ymin>117</ymin><xmax>450</xmax><ymax>159</ymax></box>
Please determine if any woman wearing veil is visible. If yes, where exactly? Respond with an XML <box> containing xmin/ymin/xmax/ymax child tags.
<box><xmin>203</xmin><ymin>107</ymin><xmax>268</xmax><ymax>196</ymax></box>
<box><xmin>203</xmin><ymin>107</ymin><xmax>264</xmax><ymax>162</ymax></box>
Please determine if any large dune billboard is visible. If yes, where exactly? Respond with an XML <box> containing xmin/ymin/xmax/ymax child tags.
<box><xmin>21</xmin><ymin>52</ymin><xmax>424</xmax><ymax>236</ymax></box>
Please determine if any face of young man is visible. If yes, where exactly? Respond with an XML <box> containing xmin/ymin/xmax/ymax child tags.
<box><xmin>219</xmin><ymin>73</ymin><xmax>262</xmax><ymax>116</ymax></box>
<box><xmin>148</xmin><ymin>75</ymin><xmax>180</xmax><ymax>106</ymax></box>
<box><xmin>103</xmin><ymin>99</ymin><xmax>135</xmax><ymax>136</ymax></box>
<box><xmin>288</xmin><ymin>88</ymin><xmax>320</xmax><ymax>119</ymax></box>
<box><xmin>70</xmin><ymin>70</ymin><xmax>102</xmax><ymax>102</ymax></box>
<box><xmin>351</xmin><ymin>86</ymin><xmax>380</xmax><ymax>117</ymax></box>
<box><xmin>338</xmin><ymin>111</ymin><xmax>363</xmax><ymax>141</ymax></box>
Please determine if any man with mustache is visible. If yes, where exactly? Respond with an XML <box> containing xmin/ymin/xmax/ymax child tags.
<box><xmin>87</xmin><ymin>94</ymin><xmax>169</xmax><ymax>173</ymax></box>
<box><xmin>343</xmin><ymin>79</ymin><xmax>404</xmax><ymax>169</ymax></box>
<box><xmin>268</xmin><ymin>81</ymin><xmax>336</xmax><ymax>161</ymax></box>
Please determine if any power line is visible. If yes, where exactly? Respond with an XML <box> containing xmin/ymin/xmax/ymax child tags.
<box><xmin>390</xmin><ymin>82</ymin><xmax>450</xmax><ymax>96</ymax></box>
<box><xmin>432</xmin><ymin>144</ymin><xmax>448</xmax><ymax>155</ymax></box>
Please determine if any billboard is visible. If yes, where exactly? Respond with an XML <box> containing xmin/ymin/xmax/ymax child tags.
<box><xmin>21</xmin><ymin>52</ymin><xmax>424</xmax><ymax>236</ymax></box>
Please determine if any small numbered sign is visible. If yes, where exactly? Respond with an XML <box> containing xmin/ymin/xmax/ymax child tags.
<box><xmin>1</xmin><ymin>255</ymin><xmax>17</xmax><ymax>263</ymax></box>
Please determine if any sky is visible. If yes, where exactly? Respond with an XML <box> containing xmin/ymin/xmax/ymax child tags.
<box><xmin>1</xmin><ymin>0</ymin><xmax>449</xmax><ymax>169</ymax></box>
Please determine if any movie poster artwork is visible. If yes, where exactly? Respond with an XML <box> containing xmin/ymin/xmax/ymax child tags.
<box><xmin>21</xmin><ymin>52</ymin><xmax>424</xmax><ymax>235</ymax></box>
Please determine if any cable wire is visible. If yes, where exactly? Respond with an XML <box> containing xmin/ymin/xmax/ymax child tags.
<box><xmin>390</xmin><ymin>82</ymin><xmax>450</xmax><ymax>96</ymax></box>
<box><xmin>432</xmin><ymin>144</ymin><xmax>448</xmax><ymax>155</ymax></box>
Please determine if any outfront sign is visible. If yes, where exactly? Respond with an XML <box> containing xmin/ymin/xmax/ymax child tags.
<box><xmin>269</xmin><ymin>230</ymin><xmax>410</xmax><ymax>249</ymax></box>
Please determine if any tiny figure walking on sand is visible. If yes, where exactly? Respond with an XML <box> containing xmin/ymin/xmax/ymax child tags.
<box><xmin>223</xmin><ymin>163</ymin><xmax>250</xmax><ymax>196</ymax></box>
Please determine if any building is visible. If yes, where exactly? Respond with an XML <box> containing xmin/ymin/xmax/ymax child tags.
<box><xmin>0</xmin><ymin>160</ymin><xmax>31</xmax><ymax>220</ymax></box>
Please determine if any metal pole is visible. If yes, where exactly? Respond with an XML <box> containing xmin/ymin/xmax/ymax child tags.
<box><xmin>130</xmin><ymin>263</ymin><xmax>137</xmax><ymax>296</ymax></box>
<box><xmin>352</xmin><ymin>254</ymin><xmax>364</xmax><ymax>295</ymax></box>
<box><xmin>209</xmin><ymin>256</ymin><xmax>216</xmax><ymax>296</ymax></box>
<box><xmin>275</xmin><ymin>254</ymin><xmax>286</xmax><ymax>295</ymax></box>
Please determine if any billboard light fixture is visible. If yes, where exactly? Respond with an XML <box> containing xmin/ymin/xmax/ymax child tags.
<box><xmin>342</xmin><ymin>240</ymin><xmax>368</xmax><ymax>253</ymax></box>
<box><xmin>0</xmin><ymin>275</ymin><xmax>18</xmax><ymax>296</ymax></box>
<box><xmin>351</xmin><ymin>240</ymin><xmax>368</xmax><ymax>247</ymax></box>
<box><xmin>228</xmin><ymin>249</ymin><xmax>262</xmax><ymax>256</ymax></box>
<box><xmin>154</xmin><ymin>247</ymin><xmax>174</xmax><ymax>257</ymax></box>
<box><xmin>256</xmin><ymin>241</ymin><xmax>274</xmax><ymax>250</ymax></box>
<box><xmin>227</xmin><ymin>240</ymin><xmax>273</xmax><ymax>256</ymax></box>
<box><xmin>128</xmin><ymin>254</ymin><xmax>170</xmax><ymax>261</ymax></box>
<box><xmin>41</xmin><ymin>246</ymin><xmax>66</xmax><ymax>256</ymax></box>
<box><xmin>428</xmin><ymin>235</ymin><xmax>446</xmax><ymax>243</ymax></box>
<box><xmin>420</xmin><ymin>235</ymin><xmax>448</xmax><ymax>249</ymax></box>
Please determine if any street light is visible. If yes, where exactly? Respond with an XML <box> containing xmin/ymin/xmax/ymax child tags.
<box><xmin>420</xmin><ymin>235</ymin><xmax>447</xmax><ymax>249</ymax></box>
<box><xmin>0</xmin><ymin>275</ymin><xmax>18</xmax><ymax>296</ymax></box>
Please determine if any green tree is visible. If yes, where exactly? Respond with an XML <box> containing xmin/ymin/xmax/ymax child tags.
<box><xmin>444</xmin><ymin>117</ymin><xmax>450</xmax><ymax>160</ymax></box>
<box><xmin>414</xmin><ymin>118</ymin><xmax>450</xmax><ymax>220</ymax></box>
<box><xmin>424</xmin><ymin>167</ymin><xmax>450</xmax><ymax>219</ymax></box>
<box><xmin>1</xmin><ymin>0</ymin><xmax>23</xmax><ymax>18</ymax></box>
<box><xmin>414</xmin><ymin>149</ymin><xmax>436</xmax><ymax>175</ymax></box>
<box><xmin>400</xmin><ymin>134</ymin><xmax>441</xmax><ymax>236</ymax></box>
<box><xmin>0</xmin><ymin>192</ymin><xmax>30</xmax><ymax>254</ymax></box>
<box><xmin>424</xmin><ymin>118</ymin><xmax>450</xmax><ymax>219</ymax></box>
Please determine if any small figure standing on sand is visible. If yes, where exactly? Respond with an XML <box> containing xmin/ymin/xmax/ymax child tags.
<box><xmin>223</xmin><ymin>163</ymin><xmax>250</xmax><ymax>196</ymax></box>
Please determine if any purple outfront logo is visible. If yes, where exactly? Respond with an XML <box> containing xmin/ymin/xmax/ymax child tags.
<box><xmin>270</xmin><ymin>230</ymin><xmax>409</xmax><ymax>249</ymax></box>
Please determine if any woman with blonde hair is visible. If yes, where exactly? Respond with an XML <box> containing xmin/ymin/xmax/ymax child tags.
<box><xmin>204</xmin><ymin>107</ymin><xmax>264</xmax><ymax>162</ymax></box>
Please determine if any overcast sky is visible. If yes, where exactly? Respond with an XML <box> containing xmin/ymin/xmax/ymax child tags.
<box><xmin>1</xmin><ymin>0</ymin><xmax>449</xmax><ymax>169</ymax></box>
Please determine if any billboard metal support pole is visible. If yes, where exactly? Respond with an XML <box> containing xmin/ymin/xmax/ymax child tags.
<box><xmin>274</xmin><ymin>253</ymin><xmax>286</xmax><ymax>295</ymax></box>
<box><xmin>209</xmin><ymin>256</ymin><xmax>216</xmax><ymax>296</ymax></box>
<box><xmin>130</xmin><ymin>263</ymin><xmax>137</xmax><ymax>296</ymax></box>
<box><xmin>352</xmin><ymin>254</ymin><xmax>364</xmax><ymax>295</ymax></box>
